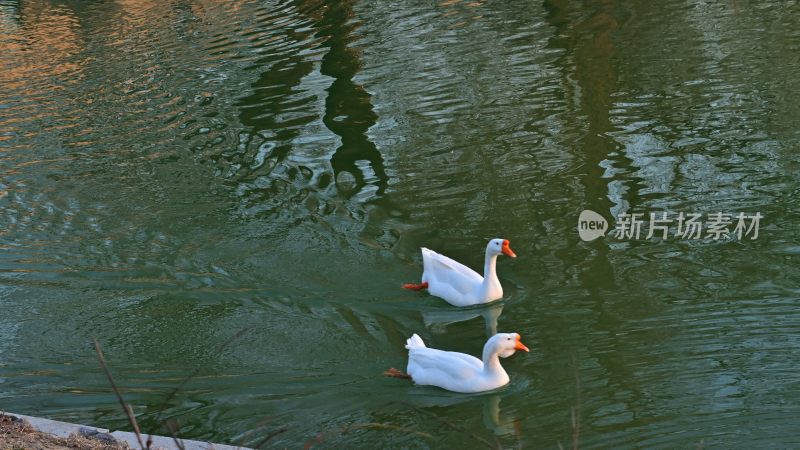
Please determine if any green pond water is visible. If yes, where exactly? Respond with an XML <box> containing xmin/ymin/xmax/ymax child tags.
<box><xmin>1</xmin><ymin>0</ymin><xmax>799</xmax><ymax>448</ymax></box>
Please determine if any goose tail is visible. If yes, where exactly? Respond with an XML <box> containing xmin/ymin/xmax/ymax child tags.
<box><xmin>405</xmin><ymin>333</ymin><xmax>426</xmax><ymax>350</ymax></box>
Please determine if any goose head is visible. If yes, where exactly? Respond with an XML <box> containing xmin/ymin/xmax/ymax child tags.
<box><xmin>487</xmin><ymin>238</ymin><xmax>517</xmax><ymax>258</ymax></box>
<box><xmin>490</xmin><ymin>332</ymin><xmax>530</xmax><ymax>358</ymax></box>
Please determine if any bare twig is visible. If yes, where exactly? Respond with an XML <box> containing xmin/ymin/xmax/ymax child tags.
<box><xmin>571</xmin><ymin>354</ymin><xmax>581</xmax><ymax>450</ymax></box>
<box><xmin>234</xmin><ymin>415</ymin><xmax>276</xmax><ymax>448</ymax></box>
<box><xmin>152</xmin><ymin>327</ymin><xmax>254</xmax><ymax>429</ymax></box>
<box><xmin>513</xmin><ymin>418</ymin><xmax>523</xmax><ymax>450</ymax></box>
<box><xmin>92</xmin><ymin>337</ymin><xmax>147</xmax><ymax>450</ymax></box>
<box><xmin>253</xmin><ymin>426</ymin><xmax>288</xmax><ymax>449</ymax></box>
<box><xmin>164</xmin><ymin>420</ymin><xmax>186</xmax><ymax>450</ymax></box>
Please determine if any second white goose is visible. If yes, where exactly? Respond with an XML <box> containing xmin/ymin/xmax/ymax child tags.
<box><xmin>404</xmin><ymin>238</ymin><xmax>517</xmax><ymax>307</ymax></box>
<box><xmin>386</xmin><ymin>332</ymin><xmax>530</xmax><ymax>393</ymax></box>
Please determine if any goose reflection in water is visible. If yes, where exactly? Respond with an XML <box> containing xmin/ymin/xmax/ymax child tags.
<box><xmin>236</xmin><ymin>0</ymin><xmax>388</xmax><ymax>210</ymax></box>
<box><xmin>318</xmin><ymin>0</ymin><xmax>388</xmax><ymax>200</ymax></box>
<box><xmin>404</xmin><ymin>391</ymin><xmax>521</xmax><ymax>438</ymax></box>
<box><xmin>422</xmin><ymin>301</ymin><xmax>505</xmax><ymax>337</ymax></box>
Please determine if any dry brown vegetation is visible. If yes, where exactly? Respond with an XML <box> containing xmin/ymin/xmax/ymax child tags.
<box><xmin>0</xmin><ymin>414</ymin><xmax>130</xmax><ymax>450</ymax></box>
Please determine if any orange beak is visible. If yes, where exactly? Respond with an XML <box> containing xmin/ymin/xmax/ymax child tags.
<box><xmin>501</xmin><ymin>240</ymin><xmax>517</xmax><ymax>258</ymax></box>
<box><xmin>514</xmin><ymin>335</ymin><xmax>529</xmax><ymax>352</ymax></box>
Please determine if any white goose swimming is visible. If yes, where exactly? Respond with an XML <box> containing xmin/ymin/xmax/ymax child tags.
<box><xmin>386</xmin><ymin>332</ymin><xmax>530</xmax><ymax>393</ymax></box>
<box><xmin>404</xmin><ymin>238</ymin><xmax>517</xmax><ymax>306</ymax></box>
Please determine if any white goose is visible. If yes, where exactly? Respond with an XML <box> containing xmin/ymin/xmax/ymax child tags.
<box><xmin>404</xmin><ymin>238</ymin><xmax>517</xmax><ymax>306</ymax></box>
<box><xmin>386</xmin><ymin>333</ymin><xmax>530</xmax><ymax>393</ymax></box>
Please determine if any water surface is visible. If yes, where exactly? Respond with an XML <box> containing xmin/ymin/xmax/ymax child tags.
<box><xmin>1</xmin><ymin>0</ymin><xmax>799</xmax><ymax>448</ymax></box>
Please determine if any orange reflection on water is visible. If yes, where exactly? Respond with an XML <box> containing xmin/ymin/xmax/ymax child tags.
<box><xmin>436</xmin><ymin>0</ymin><xmax>485</xmax><ymax>26</ymax></box>
<box><xmin>0</xmin><ymin>2</ymin><xmax>87</xmax><ymax>150</ymax></box>
<box><xmin>0</xmin><ymin>4</ymin><xmax>86</xmax><ymax>85</ymax></box>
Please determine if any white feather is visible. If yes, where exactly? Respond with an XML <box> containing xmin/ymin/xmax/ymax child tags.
<box><xmin>403</xmin><ymin>333</ymin><xmax>527</xmax><ymax>393</ymax></box>
<box><xmin>415</xmin><ymin>239</ymin><xmax>514</xmax><ymax>307</ymax></box>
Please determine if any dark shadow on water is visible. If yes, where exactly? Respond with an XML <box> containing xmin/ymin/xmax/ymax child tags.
<box><xmin>236</xmin><ymin>4</ymin><xmax>318</xmax><ymax>168</ymax></box>
<box><xmin>317</xmin><ymin>0</ymin><xmax>388</xmax><ymax>200</ymax></box>
<box><xmin>235</xmin><ymin>0</ymin><xmax>387</xmax><ymax>203</ymax></box>
<box><xmin>542</xmin><ymin>3</ymin><xmax>648</xmax><ymax>444</ymax></box>
<box><xmin>397</xmin><ymin>391</ymin><xmax>522</xmax><ymax>442</ymax></box>
<box><xmin>422</xmin><ymin>301</ymin><xmax>505</xmax><ymax>338</ymax></box>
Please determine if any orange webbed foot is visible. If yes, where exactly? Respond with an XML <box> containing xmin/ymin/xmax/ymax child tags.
<box><xmin>384</xmin><ymin>368</ymin><xmax>412</xmax><ymax>379</ymax></box>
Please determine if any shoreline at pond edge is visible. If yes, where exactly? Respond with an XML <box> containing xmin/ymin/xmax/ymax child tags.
<box><xmin>0</xmin><ymin>412</ymin><xmax>250</xmax><ymax>450</ymax></box>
